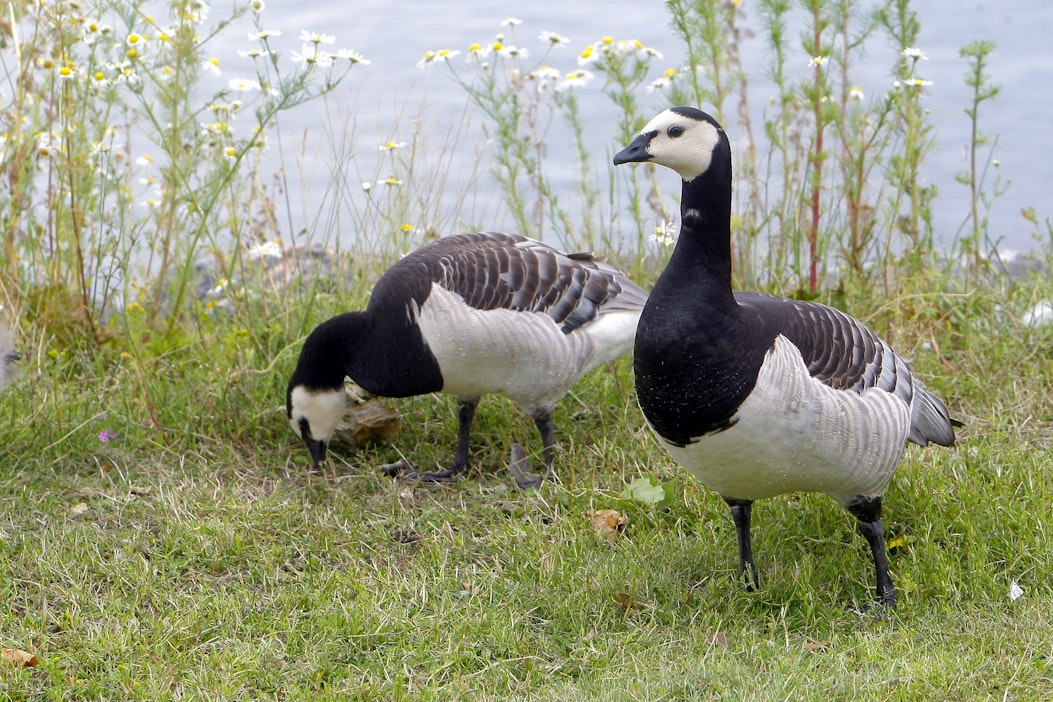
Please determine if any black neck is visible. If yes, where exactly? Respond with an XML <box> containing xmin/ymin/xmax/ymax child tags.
<box><xmin>290</xmin><ymin>310</ymin><xmax>443</xmax><ymax>398</ymax></box>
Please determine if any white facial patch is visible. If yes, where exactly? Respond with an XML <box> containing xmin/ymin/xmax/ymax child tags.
<box><xmin>639</xmin><ymin>109</ymin><xmax>722</xmax><ymax>182</ymax></box>
<box><xmin>288</xmin><ymin>385</ymin><xmax>348</xmax><ymax>442</ymax></box>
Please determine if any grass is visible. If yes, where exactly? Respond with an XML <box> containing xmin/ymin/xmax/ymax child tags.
<box><xmin>2</xmin><ymin>277</ymin><xmax>1053</xmax><ymax>700</ymax></box>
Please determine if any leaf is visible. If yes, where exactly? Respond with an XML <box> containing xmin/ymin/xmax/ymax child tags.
<box><xmin>706</xmin><ymin>632</ymin><xmax>728</xmax><ymax>646</ymax></box>
<box><xmin>589</xmin><ymin>509</ymin><xmax>628</xmax><ymax>545</ymax></box>
<box><xmin>619</xmin><ymin>477</ymin><xmax>666</xmax><ymax>507</ymax></box>
<box><xmin>2</xmin><ymin>648</ymin><xmax>38</xmax><ymax>667</ymax></box>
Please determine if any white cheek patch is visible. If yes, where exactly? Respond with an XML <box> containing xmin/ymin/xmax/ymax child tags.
<box><xmin>289</xmin><ymin>386</ymin><xmax>348</xmax><ymax>442</ymax></box>
<box><xmin>639</xmin><ymin>110</ymin><xmax>721</xmax><ymax>182</ymax></box>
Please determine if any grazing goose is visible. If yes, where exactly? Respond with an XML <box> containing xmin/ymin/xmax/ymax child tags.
<box><xmin>613</xmin><ymin>107</ymin><xmax>957</xmax><ymax>606</ymax></box>
<box><xmin>0</xmin><ymin>324</ymin><xmax>19</xmax><ymax>393</ymax></box>
<box><xmin>287</xmin><ymin>231</ymin><xmax>648</xmax><ymax>482</ymax></box>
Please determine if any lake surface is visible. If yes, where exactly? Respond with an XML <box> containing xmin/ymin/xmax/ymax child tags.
<box><xmin>217</xmin><ymin>0</ymin><xmax>1053</xmax><ymax>256</ymax></box>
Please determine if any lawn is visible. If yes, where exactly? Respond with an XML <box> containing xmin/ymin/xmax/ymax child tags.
<box><xmin>2</xmin><ymin>278</ymin><xmax>1051</xmax><ymax>700</ymax></box>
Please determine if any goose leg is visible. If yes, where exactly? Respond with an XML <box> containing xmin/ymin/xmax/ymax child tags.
<box><xmin>531</xmin><ymin>405</ymin><xmax>556</xmax><ymax>476</ymax></box>
<box><xmin>847</xmin><ymin>496</ymin><xmax>896</xmax><ymax>607</ymax></box>
<box><xmin>724</xmin><ymin>497</ymin><xmax>759</xmax><ymax>592</ymax></box>
<box><xmin>506</xmin><ymin>405</ymin><xmax>556</xmax><ymax>489</ymax></box>
<box><xmin>401</xmin><ymin>399</ymin><xmax>477</xmax><ymax>483</ymax></box>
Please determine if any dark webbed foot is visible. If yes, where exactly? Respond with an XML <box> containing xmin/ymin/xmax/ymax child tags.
<box><xmin>508</xmin><ymin>444</ymin><xmax>549</xmax><ymax>489</ymax></box>
<box><xmin>399</xmin><ymin>466</ymin><xmax>465</xmax><ymax>483</ymax></box>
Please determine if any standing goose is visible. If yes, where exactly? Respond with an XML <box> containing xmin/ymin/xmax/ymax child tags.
<box><xmin>614</xmin><ymin>107</ymin><xmax>957</xmax><ymax>606</ymax></box>
<box><xmin>287</xmin><ymin>231</ymin><xmax>647</xmax><ymax>482</ymax></box>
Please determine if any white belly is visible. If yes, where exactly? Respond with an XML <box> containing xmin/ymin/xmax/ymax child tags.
<box><xmin>415</xmin><ymin>284</ymin><xmax>636</xmax><ymax>409</ymax></box>
<box><xmin>660</xmin><ymin>335</ymin><xmax>911</xmax><ymax>504</ymax></box>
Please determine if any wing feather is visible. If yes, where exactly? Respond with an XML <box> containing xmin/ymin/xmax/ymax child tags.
<box><xmin>375</xmin><ymin>232</ymin><xmax>647</xmax><ymax>335</ymax></box>
<box><xmin>736</xmin><ymin>292</ymin><xmax>955</xmax><ymax>447</ymax></box>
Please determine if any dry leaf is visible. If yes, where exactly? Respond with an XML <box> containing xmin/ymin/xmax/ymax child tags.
<box><xmin>706</xmin><ymin>632</ymin><xmax>728</xmax><ymax>646</ymax></box>
<box><xmin>589</xmin><ymin>509</ymin><xmax>628</xmax><ymax>545</ymax></box>
<box><xmin>614</xmin><ymin>591</ymin><xmax>636</xmax><ymax>609</ymax></box>
<box><xmin>70</xmin><ymin>502</ymin><xmax>88</xmax><ymax>517</ymax></box>
<box><xmin>804</xmin><ymin>640</ymin><xmax>832</xmax><ymax>652</ymax></box>
<box><xmin>2</xmin><ymin>648</ymin><xmax>38</xmax><ymax>667</ymax></box>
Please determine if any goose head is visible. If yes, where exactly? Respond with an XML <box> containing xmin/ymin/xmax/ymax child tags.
<box><xmin>613</xmin><ymin>106</ymin><xmax>727</xmax><ymax>182</ymax></box>
<box><xmin>287</xmin><ymin>382</ymin><xmax>347</xmax><ymax>467</ymax></box>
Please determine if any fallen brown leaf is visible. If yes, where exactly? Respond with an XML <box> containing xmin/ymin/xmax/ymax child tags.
<box><xmin>2</xmin><ymin>648</ymin><xmax>38</xmax><ymax>667</ymax></box>
<box><xmin>706</xmin><ymin>632</ymin><xmax>728</xmax><ymax>646</ymax></box>
<box><xmin>589</xmin><ymin>509</ymin><xmax>628</xmax><ymax>545</ymax></box>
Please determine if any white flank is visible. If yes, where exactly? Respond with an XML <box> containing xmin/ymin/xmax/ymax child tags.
<box><xmin>660</xmin><ymin>335</ymin><xmax>912</xmax><ymax>504</ymax></box>
<box><xmin>414</xmin><ymin>284</ymin><xmax>632</xmax><ymax>410</ymax></box>
<box><xmin>288</xmin><ymin>386</ymin><xmax>348</xmax><ymax>442</ymax></box>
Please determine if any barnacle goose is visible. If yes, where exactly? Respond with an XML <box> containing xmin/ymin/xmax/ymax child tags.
<box><xmin>287</xmin><ymin>232</ymin><xmax>648</xmax><ymax>482</ymax></box>
<box><xmin>0</xmin><ymin>324</ymin><xmax>19</xmax><ymax>393</ymax></box>
<box><xmin>614</xmin><ymin>107</ymin><xmax>958</xmax><ymax>606</ymax></box>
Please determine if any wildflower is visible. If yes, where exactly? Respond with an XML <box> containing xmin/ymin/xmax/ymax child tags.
<box><xmin>538</xmin><ymin>30</ymin><xmax>569</xmax><ymax>46</ymax></box>
<box><xmin>291</xmin><ymin>44</ymin><xmax>334</xmax><ymax>68</ymax></box>
<box><xmin>417</xmin><ymin>48</ymin><xmax>460</xmax><ymax>68</ymax></box>
<box><xmin>651</xmin><ymin>220</ymin><xmax>676</xmax><ymax>246</ymax></box>
<box><xmin>556</xmin><ymin>69</ymin><xmax>593</xmax><ymax>92</ymax></box>
<box><xmin>201</xmin><ymin>56</ymin><xmax>221</xmax><ymax>75</ymax></box>
<box><xmin>499</xmin><ymin>45</ymin><xmax>528</xmax><ymax>59</ymax></box>
<box><xmin>533</xmin><ymin>65</ymin><xmax>562</xmax><ymax>89</ymax></box>
<box><xmin>299</xmin><ymin>30</ymin><xmax>336</xmax><ymax>45</ymax></box>
<box><xmin>181</xmin><ymin>1</ymin><xmax>210</xmax><ymax>24</ymax></box>
<box><xmin>639</xmin><ymin>44</ymin><xmax>663</xmax><ymax>59</ymax></box>
<box><xmin>500</xmin><ymin>17</ymin><xmax>522</xmax><ymax>27</ymax></box>
<box><xmin>228</xmin><ymin>77</ymin><xmax>261</xmax><ymax>91</ymax></box>
<box><xmin>379</xmin><ymin>141</ymin><xmax>406</xmax><ymax>151</ymax></box>
<box><xmin>136</xmin><ymin>154</ymin><xmax>154</xmax><ymax>166</ymax></box>
<box><xmin>248</xmin><ymin>29</ymin><xmax>282</xmax><ymax>41</ymax></box>
<box><xmin>58</xmin><ymin>63</ymin><xmax>76</xmax><ymax>79</ymax></box>
<box><xmin>904</xmin><ymin>77</ymin><xmax>933</xmax><ymax>87</ymax></box>
<box><xmin>126</xmin><ymin>302</ymin><xmax>145</xmax><ymax>315</ymax></box>
<box><xmin>238</xmin><ymin>48</ymin><xmax>270</xmax><ymax>59</ymax></box>
<box><xmin>467</xmin><ymin>42</ymin><xmax>491</xmax><ymax>62</ymax></box>
<box><xmin>809</xmin><ymin>55</ymin><xmax>828</xmax><ymax>67</ymax></box>
<box><xmin>36</xmin><ymin>132</ymin><xmax>58</xmax><ymax>157</ymax></box>
<box><xmin>99</xmin><ymin>429</ymin><xmax>117</xmax><ymax>443</ymax></box>
<box><xmin>848</xmin><ymin>85</ymin><xmax>865</xmax><ymax>101</ymax></box>
<box><xmin>362</xmin><ymin>181</ymin><xmax>372</xmax><ymax>192</ymax></box>
<box><xmin>247</xmin><ymin>241</ymin><xmax>284</xmax><ymax>260</ymax></box>
<box><xmin>578</xmin><ymin>45</ymin><xmax>597</xmax><ymax>65</ymax></box>
<box><xmin>400</xmin><ymin>223</ymin><xmax>414</xmax><ymax>232</ymax></box>
<box><xmin>127</xmin><ymin>32</ymin><xmax>144</xmax><ymax>45</ymax></box>
<box><xmin>901</xmin><ymin>47</ymin><xmax>928</xmax><ymax>61</ymax></box>
<box><xmin>336</xmin><ymin>48</ymin><xmax>370</xmax><ymax>64</ymax></box>
<box><xmin>384</xmin><ymin>176</ymin><xmax>402</xmax><ymax>186</ymax></box>
<box><xmin>648</xmin><ymin>67</ymin><xmax>678</xmax><ymax>93</ymax></box>
<box><xmin>249</xmin><ymin>0</ymin><xmax>265</xmax><ymax>12</ymax></box>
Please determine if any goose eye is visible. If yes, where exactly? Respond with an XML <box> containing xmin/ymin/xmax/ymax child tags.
<box><xmin>667</xmin><ymin>125</ymin><xmax>685</xmax><ymax>138</ymax></box>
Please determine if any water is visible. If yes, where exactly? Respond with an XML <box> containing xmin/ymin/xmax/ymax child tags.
<box><xmin>220</xmin><ymin>0</ymin><xmax>1053</xmax><ymax>256</ymax></box>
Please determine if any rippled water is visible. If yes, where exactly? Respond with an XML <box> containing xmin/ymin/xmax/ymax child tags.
<box><xmin>219</xmin><ymin>0</ymin><xmax>1053</xmax><ymax>255</ymax></box>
